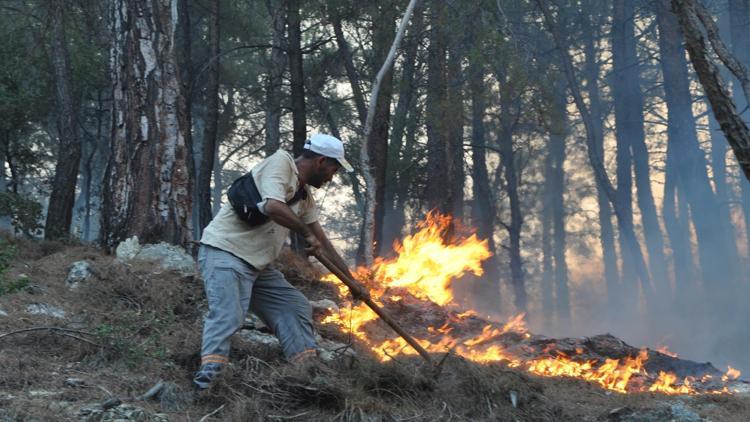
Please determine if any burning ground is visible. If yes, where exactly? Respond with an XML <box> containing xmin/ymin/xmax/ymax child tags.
<box><xmin>319</xmin><ymin>213</ymin><xmax>748</xmax><ymax>396</ymax></box>
<box><xmin>0</xmin><ymin>224</ymin><xmax>749</xmax><ymax>421</ymax></box>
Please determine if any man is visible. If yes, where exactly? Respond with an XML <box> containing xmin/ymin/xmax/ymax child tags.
<box><xmin>193</xmin><ymin>133</ymin><xmax>365</xmax><ymax>390</ymax></box>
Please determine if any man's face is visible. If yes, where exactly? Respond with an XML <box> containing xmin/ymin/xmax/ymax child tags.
<box><xmin>308</xmin><ymin>157</ymin><xmax>341</xmax><ymax>188</ymax></box>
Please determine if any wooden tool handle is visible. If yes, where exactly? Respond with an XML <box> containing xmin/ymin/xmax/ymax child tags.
<box><xmin>314</xmin><ymin>252</ymin><xmax>434</xmax><ymax>364</ymax></box>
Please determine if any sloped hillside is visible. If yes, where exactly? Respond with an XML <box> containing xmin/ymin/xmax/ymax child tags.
<box><xmin>0</xmin><ymin>236</ymin><xmax>748</xmax><ymax>421</ymax></box>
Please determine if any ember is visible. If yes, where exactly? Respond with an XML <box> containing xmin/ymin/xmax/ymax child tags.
<box><xmin>320</xmin><ymin>212</ymin><xmax>743</xmax><ymax>395</ymax></box>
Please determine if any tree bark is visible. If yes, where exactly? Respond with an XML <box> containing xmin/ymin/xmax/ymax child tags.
<box><xmin>536</xmin><ymin>0</ymin><xmax>654</xmax><ymax>305</ymax></box>
<box><xmin>657</xmin><ymin>0</ymin><xmax>740</xmax><ymax>286</ymax></box>
<box><xmin>447</xmin><ymin>41</ymin><xmax>465</xmax><ymax>220</ymax></box>
<box><xmin>670</xmin><ymin>0</ymin><xmax>750</xmax><ymax>181</ymax></box>
<box><xmin>611</xmin><ymin>0</ymin><xmax>638</xmax><ymax>298</ymax></box>
<box><xmin>549</xmin><ymin>78</ymin><xmax>571</xmax><ymax>323</ymax></box>
<box><xmin>368</xmin><ymin>2</ymin><xmax>397</xmax><ymax>257</ymax></box>
<box><xmin>287</xmin><ymin>0</ymin><xmax>306</xmax><ymax>156</ymax></box>
<box><xmin>382</xmin><ymin>6</ymin><xmax>423</xmax><ymax>254</ymax></box>
<box><xmin>265</xmin><ymin>0</ymin><xmax>286</xmax><ymax>155</ymax></box>
<box><xmin>495</xmin><ymin>71</ymin><xmax>526</xmax><ymax>311</ymax></box>
<box><xmin>332</xmin><ymin>13</ymin><xmax>367</xmax><ymax>126</ymax></box>
<box><xmin>45</xmin><ymin>0</ymin><xmax>82</xmax><ymax>240</ymax></box>
<box><xmin>359</xmin><ymin>0</ymin><xmax>418</xmax><ymax>266</ymax></box>
<box><xmin>729</xmin><ymin>0</ymin><xmax>750</xmax><ymax>257</ymax></box>
<box><xmin>468</xmin><ymin>48</ymin><xmax>501</xmax><ymax>313</ymax></box>
<box><xmin>580</xmin><ymin>17</ymin><xmax>622</xmax><ymax>307</ymax></box>
<box><xmin>663</xmin><ymin>142</ymin><xmax>697</xmax><ymax>295</ymax></box>
<box><xmin>425</xmin><ymin>2</ymin><xmax>451</xmax><ymax>214</ymax></box>
<box><xmin>198</xmin><ymin>0</ymin><xmax>220</xmax><ymax>232</ymax></box>
<box><xmin>102</xmin><ymin>0</ymin><xmax>193</xmax><ymax>250</ymax></box>
<box><xmin>611</xmin><ymin>0</ymin><xmax>670</xmax><ymax>297</ymax></box>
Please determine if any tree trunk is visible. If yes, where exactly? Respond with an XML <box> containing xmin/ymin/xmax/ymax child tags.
<box><xmin>45</xmin><ymin>0</ymin><xmax>82</xmax><ymax>240</ymax></box>
<box><xmin>663</xmin><ymin>142</ymin><xmax>697</xmax><ymax>295</ymax></box>
<box><xmin>175</xmin><ymin>0</ymin><xmax>195</xmax><ymax>242</ymax></box>
<box><xmin>613</xmin><ymin>0</ymin><xmax>670</xmax><ymax>296</ymax></box>
<box><xmin>265</xmin><ymin>0</ymin><xmax>286</xmax><ymax>155</ymax></box>
<box><xmin>332</xmin><ymin>13</ymin><xmax>367</xmax><ymax>126</ymax></box>
<box><xmin>102</xmin><ymin>0</ymin><xmax>193</xmax><ymax>250</ymax></box>
<box><xmin>198</xmin><ymin>0</ymin><xmax>220</xmax><ymax>233</ymax></box>
<box><xmin>212</xmin><ymin>90</ymin><xmax>235</xmax><ymax>216</ymax></box>
<box><xmin>549</xmin><ymin>78</ymin><xmax>570</xmax><ymax>323</ymax></box>
<box><xmin>425</xmin><ymin>2</ymin><xmax>451</xmax><ymax>214</ymax></box>
<box><xmin>447</xmin><ymin>41</ymin><xmax>465</xmax><ymax>219</ymax></box>
<box><xmin>670</xmin><ymin>0</ymin><xmax>750</xmax><ymax>182</ymax></box>
<box><xmin>368</xmin><ymin>2</ymin><xmax>397</xmax><ymax>257</ymax></box>
<box><xmin>468</xmin><ymin>48</ymin><xmax>501</xmax><ymax>313</ymax></box>
<box><xmin>657</xmin><ymin>0</ymin><xmax>740</xmax><ymax>287</ymax></box>
<box><xmin>382</xmin><ymin>6</ymin><xmax>423</xmax><ymax>254</ymax></box>
<box><xmin>611</xmin><ymin>0</ymin><xmax>638</xmax><ymax>300</ymax></box>
<box><xmin>287</xmin><ymin>0</ymin><xmax>306</xmax><ymax>156</ymax></box>
<box><xmin>496</xmin><ymin>74</ymin><xmax>526</xmax><ymax>311</ymax></box>
<box><xmin>580</xmin><ymin>20</ymin><xmax>622</xmax><ymax>307</ymax></box>
<box><xmin>728</xmin><ymin>0</ymin><xmax>750</xmax><ymax>257</ymax></box>
<box><xmin>537</xmin><ymin>0</ymin><xmax>654</xmax><ymax>305</ymax></box>
<box><xmin>359</xmin><ymin>0</ymin><xmax>418</xmax><ymax>266</ymax></box>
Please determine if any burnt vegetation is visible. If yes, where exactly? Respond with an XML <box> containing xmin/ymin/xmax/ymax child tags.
<box><xmin>0</xmin><ymin>236</ymin><xmax>748</xmax><ymax>420</ymax></box>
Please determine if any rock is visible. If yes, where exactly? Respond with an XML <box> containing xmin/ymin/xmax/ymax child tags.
<box><xmin>65</xmin><ymin>378</ymin><xmax>86</xmax><ymax>388</ymax></box>
<box><xmin>65</xmin><ymin>261</ymin><xmax>96</xmax><ymax>289</ymax></box>
<box><xmin>316</xmin><ymin>335</ymin><xmax>356</xmax><ymax>362</ymax></box>
<box><xmin>669</xmin><ymin>402</ymin><xmax>701</xmax><ymax>421</ymax></box>
<box><xmin>28</xmin><ymin>390</ymin><xmax>62</xmax><ymax>398</ymax></box>
<box><xmin>138</xmin><ymin>244</ymin><xmax>196</xmax><ymax>276</ymax></box>
<box><xmin>77</xmin><ymin>403</ymin><xmax>167</xmax><ymax>422</ymax></box>
<box><xmin>115</xmin><ymin>237</ymin><xmax>197</xmax><ymax>276</ymax></box>
<box><xmin>26</xmin><ymin>303</ymin><xmax>66</xmax><ymax>319</ymax></box>
<box><xmin>310</xmin><ymin>299</ymin><xmax>339</xmax><ymax>316</ymax></box>
<box><xmin>244</xmin><ymin>313</ymin><xmax>269</xmax><ymax>331</ymax></box>
<box><xmin>605</xmin><ymin>401</ymin><xmax>701</xmax><ymax>422</ymax></box>
<box><xmin>0</xmin><ymin>309</ymin><xmax>7</xmax><ymax>317</ymax></box>
<box><xmin>239</xmin><ymin>329</ymin><xmax>281</xmax><ymax>348</ymax></box>
<box><xmin>115</xmin><ymin>236</ymin><xmax>142</xmax><ymax>261</ymax></box>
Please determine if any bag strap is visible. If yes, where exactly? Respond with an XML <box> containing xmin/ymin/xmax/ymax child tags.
<box><xmin>287</xmin><ymin>185</ymin><xmax>308</xmax><ymax>206</ymax></box>
<box><xmin>246</xmin><ymin>170</ymin><xmax>307</xmax><ymax>206</ymax></box>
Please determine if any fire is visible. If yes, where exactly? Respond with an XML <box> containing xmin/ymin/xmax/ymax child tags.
<box><xmin>722</xmin><ymin>366</ymin><xmax>741</xmax><ymax>382</ymax></box>
<box><xmin>319</xmin><ymin>212</ymin><xmax>741</xmax><ymax>395</ymax></box>
<box><xmin>363</xmin><ymin>212</ymin><xmax>491</xmax><ymax>305</ymax></box>
<box><xmin>656</xmin><ymin>345</ymin><xmax>678</xmax><ymax>358</ymax></box>
<box><xmin>527</xmin><ymin>350</ymin><xmax>649</xmax><ymax>393</ymax></box>
<box><xmin>649</xmin><ymin>372</ymin><xmax>695</xmax><ymax>394</ymax></box>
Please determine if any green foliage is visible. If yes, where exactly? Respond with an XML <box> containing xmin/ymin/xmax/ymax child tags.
<box><xmin>0</xmin><ymin>192</ymin><xmax>43</xmax><ymax>236</ymax></box>
<box><xmin>0</xmin><ymin>238</ymin><xmax>22</xmax><ymax>296</ymax></box>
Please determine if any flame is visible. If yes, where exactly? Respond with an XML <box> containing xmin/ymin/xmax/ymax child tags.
<box><xmin>649</xmin><ymin>372</ymin><xmax>695</xmax><ymax>394</ymax></box>
<box><xmin>656</xmin><ymin>345</ymin><xmax>678</xmax><ymax>358</ymax></box>
<box><xmin>722</xmin><ymin>366</ymin><xmax>741</xmax><ymax>382</ymax></box>
<box><xmin>319</xmin><ymin>212</ymin><xmax>740</xmax><ymax>395</ymax></box>
<box><xmin>369</xmin><ymin>212</ymin><xmax>491</xmax><ymax>305</ymax></box>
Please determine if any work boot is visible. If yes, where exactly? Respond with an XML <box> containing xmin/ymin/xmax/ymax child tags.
<box><xmin>193</xmin><ymin>362</ymin><xmax>223</xmax><ymax>391</ymax></box>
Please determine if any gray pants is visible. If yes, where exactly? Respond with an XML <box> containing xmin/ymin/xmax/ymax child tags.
<box><xmin>198</xmin><ymin>244</ymin><xmax>317</xmax><ymax>365</ymax></box>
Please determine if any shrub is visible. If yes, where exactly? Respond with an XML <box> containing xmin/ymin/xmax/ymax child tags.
<box><xmin>0</xmin><ymin>192</ymin><xmax>43</xmax><ymax>236</ymax></box>
<box><xmin>0</xmin><ymin>238</ymin><xmax>22</xmax><ymax>295</ymax></box>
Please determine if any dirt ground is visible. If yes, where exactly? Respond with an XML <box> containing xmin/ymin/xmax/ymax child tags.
<box><xmin>0</xmin><ymin>236</ymin><xmax>748</xmax><ymax>421</ymax></box>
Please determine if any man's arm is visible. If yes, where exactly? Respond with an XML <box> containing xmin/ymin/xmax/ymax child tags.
<box><xmin>307</xmin><ymin>221</ymin><xmax>370</xmax><ymax>299</ymax></box>
<box><xmin>264</xmin><ymin>199</ymin><xmax>322</xmax><ymax>254</ymax></box>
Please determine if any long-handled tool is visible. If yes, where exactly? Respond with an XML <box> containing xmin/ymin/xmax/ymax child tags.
<box><xmin>313</xmin><ymin>251</ymin><xmax>434</xmax><ymax>364</ymax></box>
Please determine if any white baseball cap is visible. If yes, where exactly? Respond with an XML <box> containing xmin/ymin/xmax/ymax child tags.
<box><xmin>304</xmin><ymin>133</ymin><xmax>353</xmax><ymax>172</ymax></box>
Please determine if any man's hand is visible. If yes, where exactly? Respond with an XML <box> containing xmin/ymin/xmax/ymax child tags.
<box><xmin>304</xmin><ymin>232</ymin><xmax>323</xmax><ymax>256</ymax></box>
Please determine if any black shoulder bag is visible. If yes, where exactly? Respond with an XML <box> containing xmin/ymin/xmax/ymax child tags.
<box><xmin>227</xmin><ymin>171</ymin><xmax>308</xmax><ymax>226</ymax></box>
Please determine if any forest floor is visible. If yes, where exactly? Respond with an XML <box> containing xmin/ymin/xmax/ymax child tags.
<box><xmin>0</xmin><ymin>235</ymin><xmax>749</xmax><ymax>421</ymax></box>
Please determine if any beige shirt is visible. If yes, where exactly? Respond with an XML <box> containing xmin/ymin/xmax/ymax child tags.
<box><xmin>200</xmin><ymin>150</ymin><xmax>319</xmax><ymax>269</ymax></box>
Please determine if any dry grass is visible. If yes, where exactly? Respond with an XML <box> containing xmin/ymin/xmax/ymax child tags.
<box><xmin>0</xmin><ymin>235</ymin><xmax>749</xmax><ymax>421</ymax></box>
